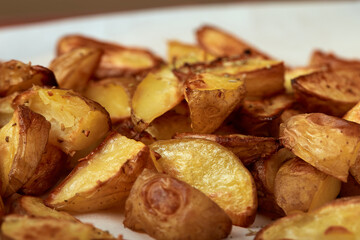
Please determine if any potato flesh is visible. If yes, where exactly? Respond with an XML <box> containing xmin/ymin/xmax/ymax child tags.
<box><xmin>280</xmin><ymin>113</ymin><xmax>360</xmax><ymax>182</ymax></box>
<box><xmin>256</xmin><ymin>197</ymin><xmax>360</xmax><ymax>240</ymax></box>
<box><xmin>51</xmin><ymin>135</ymin><xmax>145</xmax><ymax>204</ymax></box>
<box><xmin>150</xmin><ymin>139</ymin><xmax>257</xmax><ymax>226</ymax></box>
<box><xmin>132</xmin><ymin>67</ymin><xmax>183</xmax><ymax>127</ymax></box>
<box><xmin>84</xmin><ymin>81</ymin><xmax>131</xmax><ymax>121</ymax></box>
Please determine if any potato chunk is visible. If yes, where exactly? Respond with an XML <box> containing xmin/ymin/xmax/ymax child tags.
<box><xmin>274</xmin><ymin>158</ymin><xmax>341</xmax><ymax>215</ymax></box>
<box><xmin>0</xmin><ymin>60</ymin><xmax>57</xmax><ymax>97</ymax></box>
<box><xmin>150</xmin><ymin>138</ymin><xmax>257</xmax><ymax>227</ymax></box>
<box><xmin>196</xmin><ymin>25</ymin><xmax>270</xmax><ymax>59</ymax></box>
<box><xmin>0</xmin><ymin>106</ymin><xmax>50</xmax><ymax>197</ymax></box>
<box><xmin>45</xmin><ymin>131</ymin><xmax>150</xmax><ymax>212</ymax></box>
<box><xmin>1</xmin><ymin>215</ymin><xmax>116</xmax><ymax>240</ymax></box>
<box><xmin>184</xmin><ymin>72</ymin><xmax>245</xmax><ymax>133</ymax></box>
<box><xmin>13</xmin><ymin>86</ymin><xmax>111</xmax><ymax>155</ymax></box>
<box><xmin>124</xmin><ymin>169</ymin><xmax>232</xmax><ymax>240</ymax></box>
<box><xmin>255</xmin><ymin>197</ymin><xmax>360</xmax><ymax>240</ymax></box>
<box><xmin>49</xmin><ymin>47</ymin><xmax>102</xmax><ymax>92</ymax></box>
<box><xmin>131</xmin><ymin>66</ymin><xmax>184</xmax><ymax>131</ymax></box>
<box><xmin>57</xmin><ymin>34</ymin><xmax>163</xmax><ymax>78</ymax></box>
<box><xmin>280</xmin><ymin>113</ymin><xmax>360</xmax><ymax>182</ymax></box>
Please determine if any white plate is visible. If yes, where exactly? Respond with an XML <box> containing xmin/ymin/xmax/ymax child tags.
<box><xmin>1</xmin><ymin>1</ymin><xmax>360</xmax><ymax>239</ymax></box>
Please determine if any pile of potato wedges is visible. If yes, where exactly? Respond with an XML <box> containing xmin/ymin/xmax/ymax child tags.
<box><xmin>1</xmin><ymin>25</ymin><xmax>360</xmax><ymax>240</ymax></box>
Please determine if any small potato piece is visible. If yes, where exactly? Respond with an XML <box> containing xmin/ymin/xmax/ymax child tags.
<box><xmin>131</xmin><ymin>66</ymin><xmax>184</xmax><ymax>131</ymax></box>
<box><xmin>0</xmin><ymin>106</ymin><xmax>50</xmax><ymax>197</ymax></box>
<box><xmin>184</xmin><ymin>72</ymin><xmax>245</xmax><ymax>133</ymax></box>
<box><xmin>310</xmin><ymin>50</ymin><xmax>360</xmax><ymax>70</ymax></box>
<box><xmin>1</xmin><ymin>214</ymin><xmax>115</xmax><ymax>240</ymax></box>
<box><xmin>49</xmin><ymin>47</ymin><xmax>102</xmax><ymax>92</ymax></box>
<box><xmin>280</xmin><ymin>113</ymin><xmax>360</xmax><ymax>182</ymax></box>
<box><xmin>196</xmin><ymin>25</ymin><xmax>270</xmax><ymax>59</ymax></box>
<box><xmin>57</xmin><ymin>34</ymin><xmax>163</xmax><ymax>78</ymax></box>
<box><xmin>0</xmin><ymin>60</ymin><xmax>57</xmax><ymax>97</ymax></box>
<box><xmin>292</xmin><ymin>70</ymin><xmax>360</xmax><ymax>117</ymax></box>
<box><xmin>255</xmin><ymin>197</ymin><xmax>360</xmax><ymax>240</ymax></box>
<box><xmin>167</xmin><ymin>40</ymin><xmax>216</xmax><ymax>68</ymax></box>
<box><xmin>45</xmin><ymin>131</ymin><xmax>150</xmax><ymax>212</ymax></box>
<box><xmin>124</xmin><ymin>169</ymin><xmax>232</xmax><ymax>240</ymax></box>
<box><xmin>13</xmin><ymin>86</ymin><xmax>111</xmax><ymax>155</ymax></box>
<box><xmin>175</xmin><ymin>133</ymin><xmax>278</xmax><ymax>166</ymax></box>
<box><xmin>284</xmin><ymin>66</ymin><xmax>325</xmax><ymax>93</ymax></box>
<box><xmin>84</xmin><ymin>79</ymin><xmax>131</xmax><ymax>123</ymax></box>
<box><xmin>274</xmin><ymin>158</ymin><xmax>340</xmax><ymax>215</ymax></box>
<box><xmin>150</xmin><ymin>138</ymin><xmax>257</xmax><ymax>227</ymax></box>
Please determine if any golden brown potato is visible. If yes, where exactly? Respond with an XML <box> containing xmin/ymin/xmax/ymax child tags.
<box><xmin>10</xmin><ymin>196</ymin><xmax>77</xmax><ymax>222</ymax></box>
<box><xmin>255</xmin><ymin>197</ymin><xmax>360</xmax><ymax>240</ymax></box>
<box><xmin>167</xmin><ymin>40</ymin><xmax>216</xmax><ymax>68</ymax></box>
<box><xmin>20</xmin><ymin>144</ymin><xmax>65</xmax><ymax>195</ymax></box>
<box><xmin>280</xmin><ymin>113</ymin><xmax>360</xmax><ymax>182</ymax></box>
<box><xmin>45</xmin><ymin>131</ymin><xmax>150</xmax><ymax>212</ymax></box>
<box><xmin>310</xmin><ymin>50</ymin><xmax>360</xmax><ymax>70</ymax></box>
<box><xmin>236</xmin><ymin>94</ymin><xmax>294</xmax><ymax>137</ymax></box>
<box><xmin>292</xmin><ymin>70</ymin><xmax>360</xmax><ymax>117</ymax></box>
<box><xmin>284</xmin><ymin>65</ymin><xmax>326</xmax><ymax>93</ymax></box>
<box><xmin>274</xmin><ymin>158</ymin><xmax>341</xmax><ymax>215</ymax></box>
<box><xmin>131</xmin><ymin>66</ymin><xmax>184</xmax><ymax>131</ymax></box>
<box><xmin>124</xmin><ymin>169</ymin><xmax>232</xmax><ymax>240</ymax></box>
<box><xmin>49</xmin><ymin>47</ymin><xmax>102</xmax><ymax>92</ymax></box>
<box><xmin>174</xmin><ymin>133</ymin><xmax>279</xmax><ymax>166</ymax></box>
<box><xmin>0</xmin><ymin>60</ymin><xmax>57</xmax><ymax>97</ymax></box>
<box><xmin>150</xmin><ymin>138</ymin><xmax>257</xmax><ymax>227</ymax></box>
<box><xmin>57</xmin><ymin>34</ymin><xmax>163</xmax><ymax>78</ymax></box>
<box><xmin>0</xmin><ymin>92</ymin><xmax>18</xmax><ymax>127</ymax></box>
<box><xmin>196</xmin><ymin>25</ymin><xmax>271</xmax><ymax>59</ymax></box>
<box><xmin>1</xmin><ymin>214</ymin><xmax>116</xmax><ymax>240</ymax></box>
<box><xmin>13</xmin><ymin>86</ymin><xmax>111</xmax><ymax>155</ymax></box>
<box><xmin>84</xmin><ymin>78</ymin><xmax>131</xmax><ymax>123</ymax></box>
<box><xmin>0</xmin><ymin>106</ymin><xmax>50</xmax><ymax>197</ymax></box>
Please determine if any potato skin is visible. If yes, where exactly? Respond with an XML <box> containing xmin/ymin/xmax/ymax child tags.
<box><xmin>124</xmin><ymin>169</ymin><xmax>232</xmax><ymax>240</ymax></box>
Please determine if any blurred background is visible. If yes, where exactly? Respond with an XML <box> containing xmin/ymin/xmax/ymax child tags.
<box><xmin>0</xmin><ymin>0</ymin><xmax>353</xmax><ymax>26</ymax></box>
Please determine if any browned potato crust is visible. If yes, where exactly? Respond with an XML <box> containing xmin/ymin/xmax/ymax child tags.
<box><xmin>284</xmin><ymin>65</ymin><xmax>326</xmax><ymax>93</ymax></box>
<box><xmin>1</xmin><ymin>214</ymin><xmax>116</xmax><ymax>240</ymax></box>
<box><xmin>57</xmin><ymin>34</ymin><xmax>163</xmax><ymax>78</ymax></box>
<box><xmin>113</xmin><ymin>118</ymin><xmax>155</xmax><ymax>145</ymax></box>
<box><xmin>196</xmin><ymin>25</ymin><xmax>271</xmax><ymax>59</ymax></box>
<box><xmin>124</xmin><ymin>169</ymin><xmax>232</xmax><ymax>240</ymax></box>
<box><xmin>0</xmin><ymin>60</ymin><xmax>57</xmax><ymax>97</ymax></box>
<box><xmin>45</xmin><ymin>131</ymin><xmax>150</xmax><ymax>212</ymax></box>
<box><xmin>310</xmin><ymin>50</ymin><xmax>360</xmax><ymax>70</ymax></box>
<box><xmin>292</xmin><ymin>70</ymin><xmax>360</xmax><ymax>116</ymax></box>
<box><xmin>255</xmin><ymin>197</ymin><xmax>360</xmax><ymax>240</ymax></box>
<box><xmin>49</xmin><ymin>47</ymin><xmax>102</xmax><ymax>92</ymax></box>
<box><xmin>174</xmin><ymin>133</ymin><xmax>278</xmax><ymax>166</ymax></box>
<box><xmin>280</xmin><ymin>113</ymin><xmax>360</xmax><ymax>182</ymax></box>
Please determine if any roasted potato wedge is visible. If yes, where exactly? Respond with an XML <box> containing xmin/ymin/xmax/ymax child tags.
<box><xmin>0</xmin><ymin>92</ymin><xmax>18</xmax><ymax>127</ymax></box>
<box><xmin>49</xmin><ymin>47</ymin><xmax>102</xmax><ymax>92</ymax></box>
<box><xmin>168</xmin><ymin>40</ymin><xmax>216</xmax><ymax>68</ymax></box>
<box><xmin>255</xmin><ymin>197</ymin><xmax>360</xmax><ymax>240</ymax></box>
<box><xmin>13</xmin><ymin>86</ymin><xmax>111</xmax><ymax>155</ymax></box>
<box><xmin>175</xmin><ymin>133</ymin><xmax>278</xmax><ymax>166</ymax></box>
<box><xmin>0</xmin><ymin>60</ymin><xmax>57</xmax><ymax>97</ymax></box>
<box><xmin>236</xmin><ymin>94</ymin><xmax>294</xmax><ymax>137</ymax></box>
<box><xmin>57</xmin><ymin>34</ymin><xmax>163</xmax><ymax>78</ymax></box>
<box><xmin>124</xmin><ymin>169</ymin><xmax>232</xmax><ymax>240</ymax></box>
<box><xmin>1</xmin><ymin>214</ymin><xmax>116</xmax><ymax>240</ymax></box>
<box><xmin>0</xmin><ymin>105</ymin><xmax>50</xmax><ymax>197</ymax></box>
<box><xmin>274</xmin><ymin>158</ymin><xmax>341</xmax><ymax>215</ymax></box>
<box><xmin>184</xmin><ymin>72</ymin><xmax>245</xmax><ymax>133</ymax></box>
<box><xmin>131</xmin><ymin>66</ymin><xmax>184</xmax><ymax>131</ymax></box>
<box><xmin>196</xmin><ymin>25</ymin><xmax>270</xmax><ymax>59</ymax></box>
<box><xmin>292</xmin><ymin>70</ymin><xmax>360</xmax><ymax>116</ymax></box>
<box><xmin>45</xmin><ymin>131</ymin><xmax>150</xmax><ymax>212</ymax></box>
<box><xmin>284</xmin><ymin>65</ymin><xmax>326</xmax><ymax>93</ymax></box>
<box><xmin>310</xmin><ymin>50</ymin><xmax>360</xmax><ymax>70</ymax></box>
<box><xmin>280</xmin><ymin>113</ymin><xmax>360</xmax><ymax>182</ymax></box>
<box><xmin>150</xmin><ymin>138</ymin><xmax>257</xmax><ymax>227</ymax></box>
<box><xmin>84</xmin><ymin>78</ymin><xmax>131</xmax><ymax>123</ymax></box>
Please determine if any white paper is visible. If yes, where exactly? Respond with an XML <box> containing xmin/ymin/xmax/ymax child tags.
<box><xmin>1</xmin><ymin>1</ymin><xmax>360</xmax><ymax>239</ymax></box>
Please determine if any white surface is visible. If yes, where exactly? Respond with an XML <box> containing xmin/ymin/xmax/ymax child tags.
<box><xmin>1</xmin><ymin>1</ymin><xmax>360</xmax><ymax>239</ymax></box>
